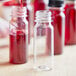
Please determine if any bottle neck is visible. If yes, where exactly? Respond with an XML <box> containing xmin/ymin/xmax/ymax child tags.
<box><xmin>35</xmin><ymin>10</ymin><xmax>51</xmax><ymax>23</ymax></box>
<box><xmin>11</xmin><ymin>6</ymin><xmax>27</xmax><ymax>18</ymax></box>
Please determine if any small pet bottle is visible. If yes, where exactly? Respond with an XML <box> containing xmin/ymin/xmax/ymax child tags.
<box><xmin>64</xmin><ymin>0</ymin><xmax>76</xmax><ymax>45</ymax></box>
<box><xmin>33</xmin><ymin>10</ymin><xmax>54</xmax><ymax>71</ymax></box>
<box><xmin>48</xmin><ymin>0</ymin><xmax>65</xmax><ymax>55</ymax></box>
<box><xmin>9</xmin><ymin>6</ymin><xmax>28</xmax><ymax>64</ymax></box>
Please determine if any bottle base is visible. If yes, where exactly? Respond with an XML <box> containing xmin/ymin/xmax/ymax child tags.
<box><xmin>54</xmin><ymin>52</ymin><xmax>62</xmax><ymax>55</ymax></box>
<box><xmin>10</xmin><ymin>61</ymin><xmax>27</xmax><ymax>64</ymax></box>
<box><xmin>34</xmin><ymin>65</ymin><xmax>52</xmax><ymax>71</ymax></box>
<box><xmin>65</xmin><ymin>43</ymin><xmax>76</xmax><ymax>45</ymax></box>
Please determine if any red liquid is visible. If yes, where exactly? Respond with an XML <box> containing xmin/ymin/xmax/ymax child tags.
<box><xmin>34</xmin><ymin>0</ymin><xmax>46</xmax><ymax>13</ymax></box>
<box><xmin>3</xmin><ymin>1</ymin><xmax>13</xmax><ymax>6</ymax></box>
<box><xmin>3</xmin><ymin>0</ymin><xmax>27</xmax><ymax>6</ymax></box>
<box><xmin>64</xmin><ymin>3</ymin><xmax>76</xmax><ymax>45</ymax></box>
<box><xmin>10</xmin><ymin>17</ymin><xmax>27</xmax><ymax>64</ymax></box>
<box><xmin>47</xmin><ymin>9</ymin><xmax>63</xmax><ymax>55</ymax></box>
<box><xmin>10</xmin><ymin>31</ymin><xmax>27</xmax><ymax>64</ymax></box>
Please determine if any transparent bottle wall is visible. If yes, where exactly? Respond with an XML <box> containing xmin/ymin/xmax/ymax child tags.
<box><xmin>33</xmin><ymin>11</ymin><xmax>54</xmax><ymax>71</ymax></box>
<box><xmin>49</xmin><ymin>7</ymin><xmax>65</xmax><ymax>55</ymax></box>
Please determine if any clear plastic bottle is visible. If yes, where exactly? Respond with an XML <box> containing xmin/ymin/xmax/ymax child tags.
<box><xmin>64</xmin><ymin>0</ymin><xmax>76</xmax><ymax>45</ymax></box>
<box><xmin>33</xmin><ymin>10</ymin><xmax>54</xmax><ymax>71</ymax></box>
<box><xmin>48</xmin><ymin>0</ymin><xmax>65</xmax><ymax>55</ymax></box>
<box><xmin>9</xmin><ymin>6</ymin><xmax>28</xmax><ymax>64</ymax></box>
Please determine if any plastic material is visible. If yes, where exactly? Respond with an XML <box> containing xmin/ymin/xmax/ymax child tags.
<box><xmin>9</xmin><ymin>6</ymin><xmax>28</xmax><ymax>64</ymax></box>
<box><xmin>64</xmin><ymin>2</ymin><xmax>76</xmax><ymax>45</ymax></box>
<box><xmin>33</xmin><ymin>10</ymin><xmax>54</xmax><ymax>71</ymax></box>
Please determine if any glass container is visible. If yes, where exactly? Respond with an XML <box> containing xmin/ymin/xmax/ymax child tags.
<box><xmin>33</xmin><ymin>10</ymin><xmax>54</xmax><ymax>71</ymax></box>
<box><xmin>48</xmin><ymin>0</ymin><xmax>65</xmax><ymax>55</ymax></box>
<box><xmin>9</xmin><ymin>6</ymin><xmax>28</xmax><ymax>64</ymax></box>
<box><xmin>64</xmin><ymin>0</ymin><xmax>76</xmax><ymax>45</ymax></box>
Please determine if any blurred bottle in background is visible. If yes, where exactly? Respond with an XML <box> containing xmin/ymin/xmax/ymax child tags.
<box><xmin>34</xmin><ymin>0</ymin><xmax>46</xmax><ymax>13</ymax></box>
<box><xmin>48</xmin><ymin>0</ymin><xmax>65</xmax><ymax>55</ymax></box>
<box><xmin>64</xmin><ymin>0</ymin><xmax>76</xmax><ymax>45</ymax></box>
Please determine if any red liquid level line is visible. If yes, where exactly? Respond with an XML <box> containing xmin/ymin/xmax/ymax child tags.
<box><xmin>10</xmin><ymin>31</ymin><xmax>27</xmax><ymax>64</ymax></box>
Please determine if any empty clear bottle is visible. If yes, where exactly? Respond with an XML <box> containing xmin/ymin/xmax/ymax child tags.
<box><xmin>33</xmin><ymin>10</ymin><xmax>54</xmax><ymax>71</ymax></box>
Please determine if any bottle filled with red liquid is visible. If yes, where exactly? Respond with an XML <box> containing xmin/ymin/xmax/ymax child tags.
<box><xmin>48</xmin><ymin>0</ymin><xmax>65</xmax><ymax>55</ymax></box>
<box><xmin>9</xmin><ymin>6</ymin><xmax>28</xmax><ymax>64</ymax></box>
<box><xmin>64</xmin><ymin>0</ymin><xmax>76</xmax><ymax>45</ymax></box>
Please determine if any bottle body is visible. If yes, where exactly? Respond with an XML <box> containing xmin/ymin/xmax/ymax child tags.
<box><xmin>9</xmin><ymin>6</ymin><xmax>28</xmax><ymax>64</ymax></box>
<box><xmin>34</xmin><ymin>11</ymin><xmax>54</xmax><ymax>71</ymax></box>
<box><xmin>64</xmin><ymin>1</ymin><xmax>76</xmax><ymax>45</ymax></box>
<box><xmin>48</xmin><ymin>7</ymin><xmax>65</xmax><ymax>55</ymax></box>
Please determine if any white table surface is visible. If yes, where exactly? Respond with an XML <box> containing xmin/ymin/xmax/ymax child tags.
<box><xmin>0</xmin><ymin>38</ymin><xmax>76</xmax><ymax>76</ymax></box>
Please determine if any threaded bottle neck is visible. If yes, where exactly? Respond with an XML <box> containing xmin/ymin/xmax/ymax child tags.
<box><xmin>11</xmin><ymin>6</ymin><xmax>27</xmax><ymax>17</ymax></box>
<box><xmin>35</xmin><ymin>10</ymin><xmax>51</xmax><ymax>22</ymax></box>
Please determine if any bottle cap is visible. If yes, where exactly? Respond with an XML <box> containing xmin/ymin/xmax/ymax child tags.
<box><xmin>48</xmin><ymin>0</ymin><xmax>64</xmax><ymax>7</ymax></box>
